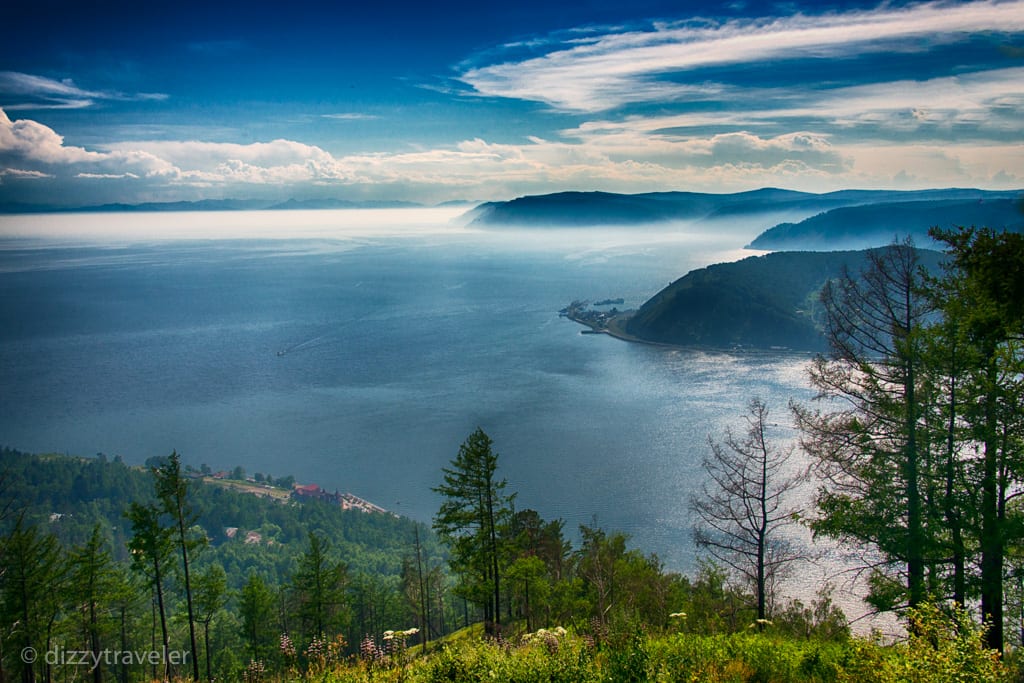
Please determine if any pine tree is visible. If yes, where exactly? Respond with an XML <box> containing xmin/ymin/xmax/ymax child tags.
<box><xmin>433</xmin><ymin>428</ymin><xmax>514</xmax><ymax>636</ymax></box>
<box><xmin>794</xmin><ymin>242</ymin><xmax>934</xmax><ymax>610</ymax></box>
<box><xmin>291</xmin><ymin>532</ymin><xmax>349</xmax><ymax>643</ymax></box>
<box><xmin>70</xmin><ymin>526</ymin><xmax>117</xmax><ymax>683</ymax></box>
<box><xmin>126</xmin><ymin>502</ymin><xmax>173</xmax><ymax>681</ymax></box>
<box><xmin>929</xmin><ymin>226</ymin><xmax>1024</xmax><ymax>651</ymax></box>
<box><xmin>1</xmin><ymin>517</ymin><xmax>67</xmax><ymax>683</ymax></box>
<box><xmin>153</xmin><ymin>451</ymin><xmax>202</xmax><ymax>681</ymax></box>
<box><xmin>239</xmin><ymin>573</ymin><xmax>276</xmax><ymax>663</ymax></box>
<box><xmin>193</xmin><ymin>565</ymin><xmax>228</xmax><ymax>682</ymax></box>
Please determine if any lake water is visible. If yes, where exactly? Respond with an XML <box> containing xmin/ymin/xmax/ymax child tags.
<box><xmin>0</xmin><ymin>209</ymin><xmax>823</xmax><ymax>578</ymax></box>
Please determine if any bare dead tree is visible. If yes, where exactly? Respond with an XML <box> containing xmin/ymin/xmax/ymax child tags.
<box><xmin>690</xmin><ymin>398</ymin><xmax>808</xmax><ymax>622</ymax></box>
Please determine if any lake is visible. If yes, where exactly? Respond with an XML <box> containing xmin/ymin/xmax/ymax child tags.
<box><xmin>0</xmin><ymin>208</ymin><xmax>822</xmax><ymax>578</ymax></box>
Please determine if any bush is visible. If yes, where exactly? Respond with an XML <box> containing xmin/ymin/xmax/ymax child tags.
<box><xmin>314</xmin><ymin>604</ymin><xmax>1010</xmax><ymax>682</ymax></box>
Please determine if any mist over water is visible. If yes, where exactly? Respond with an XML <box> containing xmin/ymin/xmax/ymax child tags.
<box><xmin>0</xmin><ymin>209</ymin><xmax>822</xmax><ymax>580</ymax></box>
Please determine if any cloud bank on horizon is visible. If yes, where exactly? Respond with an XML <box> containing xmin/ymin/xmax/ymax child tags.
<box><xmin>1</xmin><ymin>0</ymin><xmax>1022</xmax><ymax>207</ymax></box>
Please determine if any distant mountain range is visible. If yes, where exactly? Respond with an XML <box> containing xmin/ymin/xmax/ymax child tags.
<box><xmin>748</xmin><ymin>196</ymin><xmax>1024</xmax><ymax>250</ymax></box>
<box><xmin>466</xmin><ymin>188</ymin><xmax>1023</xmax><ymax>235</ymax></box>
<box><xmin>623</xmin><ymin>248</ymin><xmax>947</xmax><ymax>351</ymax></box>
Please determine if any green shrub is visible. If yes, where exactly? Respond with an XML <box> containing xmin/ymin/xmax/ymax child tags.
<box><xmin>316</xmin><ymin>604</ymin><xmax>1010</xmax><ymax>683</ymax></box>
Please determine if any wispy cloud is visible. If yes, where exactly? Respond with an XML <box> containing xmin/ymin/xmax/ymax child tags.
<box><xmin>459</xmin><ymin>0</ymin><xmax>1024</xmax><ymax>112</ymax></box>
<box><xmin>0</xmin><ymin>167</ymin><xmax>52</xmax><ymax>180</ymax></box>
<box><xmin>322</xmin><ymin>113</ymin><xmax>379</xmax><ymax>121</ymax></box>
<box><xmin>561</xmin><ymin>67</ymin><xmax>1024</xmax><ymax>141</ymax></box>
<box><xmin>0</xmin><ymin>72</ymin><xmax>168</xmax><ymax>110</ymax></box>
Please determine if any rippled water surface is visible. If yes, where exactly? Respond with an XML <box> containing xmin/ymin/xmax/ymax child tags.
<box><xmin>1</xmin><ymin>210</ymin><xmax>818</xmax><ymax>575</ymax></box>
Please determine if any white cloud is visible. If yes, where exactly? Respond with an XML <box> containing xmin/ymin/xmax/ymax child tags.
<box><xmin>0</xmin><ymin>167</ymin><xmax>52</xmax><ymax>180</ymax></box>
<box><xmin>322</xmin><ymin>113</ymin><xmax>379</xmax><ymax>121</ymax></box>
<box><xmin>75</xmin><ymin>172</ymin><xmax>141</xmax><ymax>180</ymax></box>
<box><xmin>2</xmin><ymin>105</ymin><xmax>1021</xmax><ymax>207</ymax></box>
<box><xmin>0</xmin><ymin>109</ymin><xmax>178</xmax><ymax>177</ymax></box>
<box><xmin>557</xmin><ymin>67</ymin><xmax>1024</xmax><ymax>143</ymax></box>
<box><xmin>0</xmin><ymin>71</ymin><xmax>168</xmax><ymax>110</ymax></box>
<box><xmin>459</xmin><ymin>0</ymin><xmax>1024</xmax><ymax>112</ymax></box>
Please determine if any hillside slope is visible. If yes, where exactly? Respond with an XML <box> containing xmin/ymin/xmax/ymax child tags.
<box><xmin>624</xmin><ymin>249</ymin><xmax>945</xmax><ymax>351</ymax></box>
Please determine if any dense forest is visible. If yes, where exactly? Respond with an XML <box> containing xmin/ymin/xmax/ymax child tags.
<box><xmin>624</xmin><ymin>248</ymin><xmax>947</xmax><ymax>350</ymax></box>
<box><xmin>0</xmin><ymin>446</ymin><xmax>850</xmax><ymax>682</ymax></box>
<box><xmin>3</xmin><ymin>226</ymin><xmax>1024</xmax><ymax>682</ymax></box>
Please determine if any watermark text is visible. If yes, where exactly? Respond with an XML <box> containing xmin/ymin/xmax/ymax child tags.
<box><xmin>21</xmin><ymin>647</ymin><xmax>190</xmax><ymax>668</ymax></box>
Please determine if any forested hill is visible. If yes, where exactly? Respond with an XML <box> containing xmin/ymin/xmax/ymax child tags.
<box><xmin>748</xmin><ymin>195</ymin><xmax>1024</xmax><ymax>250</ymax></box>
<box><xmin>0</xmin><ymin>448</ymin><xmax>438</xmax><ymax>586</ymax></box>
<box><xmin>623</xmin><ymin>249</ymin><xmax>945</xmax><ymax>351</ymax></box>
<box><xmin>465</xmin><ymin>187</ymin><xmax>1020</xmax><ymax>228</ymax></box>
<box><xmin>465</xmin><ymin>188</ymin><xmax>826</xmax><ymax>226</ymax></box>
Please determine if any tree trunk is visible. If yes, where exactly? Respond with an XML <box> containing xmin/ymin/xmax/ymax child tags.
<box><xmin>153</xmin><ymin>559</ymin><xmax>170</xmax><ymax>682</ymax></box>
<box><xmin>175</xmin><ymin>509</ymin><xmax>200</xmax><ymax>682</ymax></box>
<box><xmin>980</xmin><ymin>357</ymin><xmax>1003</xmax><ymax>651</ymax></box>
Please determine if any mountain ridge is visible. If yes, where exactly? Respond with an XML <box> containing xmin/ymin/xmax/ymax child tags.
<box><xmin>466</xmin><ymin>187</ymin><xmax>1022</xmax><ymax>228</ymax></box>
<box><xmin>748</xmin><ymin>196</ymin><xmax>1024</xmax><ymax>250</ymax></box>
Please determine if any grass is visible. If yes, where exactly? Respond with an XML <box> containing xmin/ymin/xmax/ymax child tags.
<box><xmin>246</xmin><ymin>605</ymin><xmax>1014</xmax><ymax>683</ymax></box>
<box><xmin>202</xmin><ymin>476</ymin><xmax>293</xmax><ymax>502</ymax></box>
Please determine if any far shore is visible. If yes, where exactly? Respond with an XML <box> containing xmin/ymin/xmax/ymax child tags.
<box><xmin>566</xmin><ymin>309</ymin><xmax>818</xmax><ymax>357</ymax></box>
<box><xmin>566</xmin><ymin>309</ymin><xmax>677</xmax><ymax>348</ymax></box>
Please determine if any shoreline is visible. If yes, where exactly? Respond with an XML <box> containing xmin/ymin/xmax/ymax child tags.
<box><xmin>565</xmin><ymin>310</ymin><xmax>818</xmax><ymax>358</ymax></box>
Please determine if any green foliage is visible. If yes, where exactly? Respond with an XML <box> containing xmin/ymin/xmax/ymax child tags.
<box><xmin>0</xmin><ymin>447</ymin><xmax>442</xmax><ymax>587</ymax></box>
<box><xmin>889</xmin><ymin>603</ymin><xmax>1009</xmax><ymax>683</ymax></box>
<box><xmin>433</xmin><ymin>428</ymin><xmax>514</xmax><ymax>633</ymax></box>
<box><xmin>306</xmin><ymin>605</ymin><xmax>1010</xmax><ymax>682</ymax></box>
<box><xmin>292</xmin><ymin>531</ymin><xmax>351</xmax><ymax>644</ymax></box>
<box><xmin>239</xmin><ymin>571</ymin><xmax>277</xmax><ymax>661</ymax></box>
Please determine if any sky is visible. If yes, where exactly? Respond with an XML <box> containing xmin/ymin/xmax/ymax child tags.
<box><xmin>1</xmin><ymin>0</ymin><xmax>1022</xmax><ymax>207</ymax></box>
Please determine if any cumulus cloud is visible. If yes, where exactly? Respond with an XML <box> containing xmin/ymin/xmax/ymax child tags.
<box><xmin>0</xmin><ymin>71</ymin><xmax>168</xmax><ymax>110</ymax></box>
<box><xmin>459</xmin><ymin>0</ymin><xmax>1024</xmax><ymax>112</ymax></box>
<box><xmin>1</xmin><ymin>102</ymin><xmax>1021</xmax><ymax>208</ymax></box>
<box><xmin>0</xmin><ymin>108</ymin><xmax>177</xmax><ymax>177</ymax></box>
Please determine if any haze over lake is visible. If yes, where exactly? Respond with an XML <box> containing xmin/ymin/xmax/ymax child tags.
<box><xmin>0</xmin><ymin>209</ymin><xmax>816</xmax><ymax>575</ymax></box>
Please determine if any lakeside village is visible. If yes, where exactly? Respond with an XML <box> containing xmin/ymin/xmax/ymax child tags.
<box><xmin>199</xmin><ymin>469</ymin><xmax>389</xmax><ymax>543</ymax></box>
<box><xmin>559</xmin><ymin>298</ymin><xmax>626</xmax><ymax>333</ymax></box>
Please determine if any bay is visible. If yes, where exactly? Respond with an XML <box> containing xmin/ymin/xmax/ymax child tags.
<box><xmin>0</xmin><ymin>209</ymin><xmax>816</xmax><ymax>575</ymax></box>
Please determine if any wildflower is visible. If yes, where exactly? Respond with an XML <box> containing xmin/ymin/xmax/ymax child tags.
<box><xmin>360</xmin><ymin>634</ymin><xmax>384</xmax><ymax>664</ymax></box>
<box><xmin>242</xmin><ymin>660</ymin><xmax>265</xmax><ymax>683</ymax></box>
<box><xmin>279</xmin><ymin>633</ymin><xmax>296</xmax><ymax>659</ymax></box>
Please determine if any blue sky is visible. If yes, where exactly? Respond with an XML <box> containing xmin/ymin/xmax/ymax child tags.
<box><xmin>1</xmin><ymin>0</ymin><xmax>1022</xmax><ymax>206</ymax></box>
